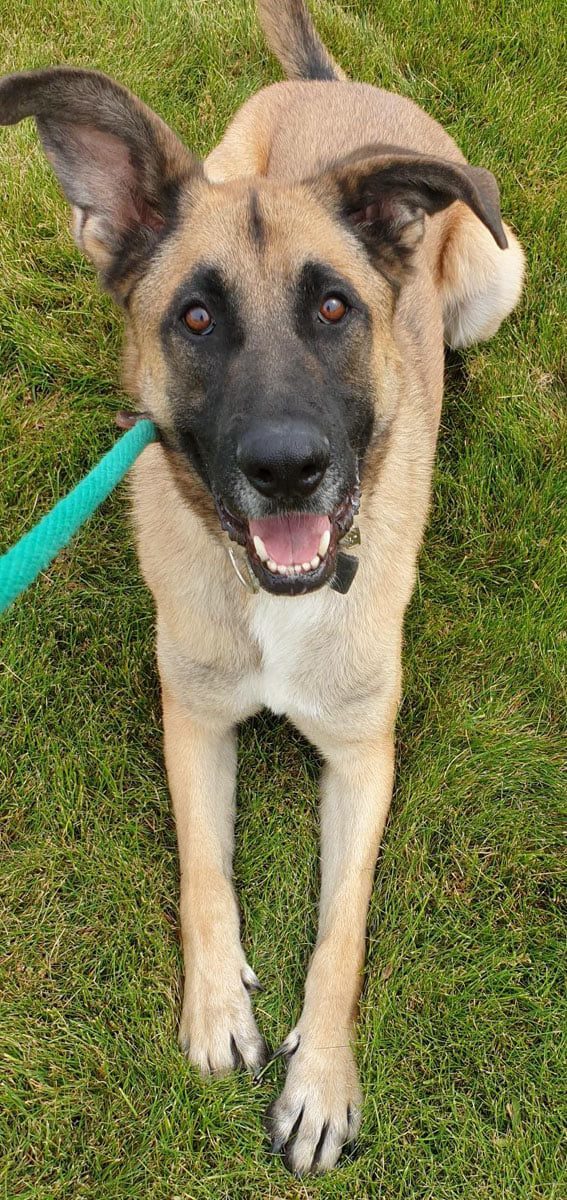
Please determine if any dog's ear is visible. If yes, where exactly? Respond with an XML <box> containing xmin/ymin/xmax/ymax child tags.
<box><xmin>0</xmin><ymin>67</ymin><xmax>201</xmax><ymax>297</ymax></box>
<box><xmin>310</xmin><ymin>147</ymin><xmax>507</xmax><ymax>284</ymax></box>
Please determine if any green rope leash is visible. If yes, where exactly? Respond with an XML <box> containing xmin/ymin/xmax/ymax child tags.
<box><xmin>0</xmin><ymin>418</ymin><xmax>157</xmax><ymax>614</ymax></box>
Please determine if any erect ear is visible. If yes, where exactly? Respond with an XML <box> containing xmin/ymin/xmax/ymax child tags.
<box><xmin>309</xmin><ymin>145</ymin><xmax>508</xmax><ymax>285</ymax></box>
<box><xmin>0</xmin><ymin>67</ymin><xmax>201</xmax><ymax>298</ymax></box>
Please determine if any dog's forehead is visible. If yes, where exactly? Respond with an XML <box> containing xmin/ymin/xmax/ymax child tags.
<box><xmin>144</xmin><ymin>176</ymin><xmax>371</xmax><ymax>312</ymax></box>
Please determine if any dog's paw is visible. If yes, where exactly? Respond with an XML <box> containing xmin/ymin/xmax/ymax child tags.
<box><xmin>178</xmin><ymin>960</ymin><xmax>267</xmax><ymax>1076</ymax></box>
<box><xmin>265</xmin><ymin>1029</ymin><xmax>361</xmax><ymax>1175</ymax></box>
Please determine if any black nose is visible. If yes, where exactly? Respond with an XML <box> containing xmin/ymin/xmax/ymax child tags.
<box><xmin>236</xmin><ymin>417</ymin><xmax>330</xmax><ymax>500</ymax></box>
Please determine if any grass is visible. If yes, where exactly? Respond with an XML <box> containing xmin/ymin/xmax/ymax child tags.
<box><xmin>0</xmin><ymin>1</ymin><xmax>564</xmax><ymax>1197</ymax></box>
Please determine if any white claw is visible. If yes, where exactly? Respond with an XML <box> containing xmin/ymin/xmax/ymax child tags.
<box><xmin>318</xmin><ymin>529</ymin><xmax>331</xmax><ymax>558</ymax></box>
<box><xmin>253</xmin><ymin>534</ymin><xmax>269</xmax><ymax>562</ymax></box>
<box><xmin>310</xmin><ymin>555</ymin><xmax>321</xmax><ymax>570</ymax></box>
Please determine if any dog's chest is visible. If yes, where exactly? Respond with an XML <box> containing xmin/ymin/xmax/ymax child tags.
<box><xmin>247</xmin><ymin>590</ymin><xmax>337</xmax><ymax>719</ymax></box>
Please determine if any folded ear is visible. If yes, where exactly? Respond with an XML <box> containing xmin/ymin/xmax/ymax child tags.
<box><xmin>310</xmin><ymin>146</ymin><xmax>508</xmax><ymax>285</ymax></box>
<box><xmin>0</xmin><ymin>67</ymin><xmax>201</xmax><ymax>297</ymax></box>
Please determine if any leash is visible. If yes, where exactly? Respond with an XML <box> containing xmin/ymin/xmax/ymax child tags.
<box><xmin>1</xmin><ymin>415</ymin><xmax>361</xmax><ymax>614</ymax></box>
<box><xmin>0</xmin><ymin>417</ymin><xmax>157</xmax><ymax>614</ymax></box>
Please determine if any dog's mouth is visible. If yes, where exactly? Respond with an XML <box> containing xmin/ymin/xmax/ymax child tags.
<box><xmin>216</xmin><ymin>489</ymin><xmax>360</xmax><ymax>596</ymax></box>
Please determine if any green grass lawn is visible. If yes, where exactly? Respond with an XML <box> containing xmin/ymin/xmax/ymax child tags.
<box><xmin>0</xmin><ymin>1</ymin><xmax>564</xmax><ymax>1197</ymax></box>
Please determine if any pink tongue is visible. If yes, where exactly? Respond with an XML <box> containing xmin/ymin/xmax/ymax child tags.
<box><xmin>249</xmin><ymin>514</ymin><xmax>331</xmax><ymax>566</ymax></box>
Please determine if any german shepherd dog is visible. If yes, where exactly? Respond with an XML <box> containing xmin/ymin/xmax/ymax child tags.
<box><xmin>0</xmin><ymin>0</ymin><xmax>524</xmax><ymax>1175</ymax></box>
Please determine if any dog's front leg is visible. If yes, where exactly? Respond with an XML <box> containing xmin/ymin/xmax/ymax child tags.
<box><xmin>162</xmin><ymin>684</ymin><xmax>267</xmax><ymax>1075</ymax></box>
<box><xmin>267</xmin><ymin>729</ymin><xmax>395</xmax><ymax>1174</ymax></box>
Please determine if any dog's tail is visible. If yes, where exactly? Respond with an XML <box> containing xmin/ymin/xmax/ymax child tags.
<box><xmin>257</xmin><ymin>0</ymin><xmax>346</xmax><ymax>82</ymax></box>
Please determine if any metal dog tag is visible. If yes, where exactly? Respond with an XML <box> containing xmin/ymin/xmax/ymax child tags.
<box><xmin>340</xmin><ymin>525</ymin><xmax>361</xmax><ymax>549</ymax></box>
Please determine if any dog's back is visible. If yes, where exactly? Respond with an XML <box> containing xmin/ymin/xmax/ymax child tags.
<box><xmin>208</xmin><ymin>0</ymin><xmax>464</xmax><ymax>185</ymax></box>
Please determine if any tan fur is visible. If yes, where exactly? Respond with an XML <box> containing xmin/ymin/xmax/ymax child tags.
<box><xmin>1</xmin><ymin>0</ymin><xmax>525</xmax><ymax>1177</ymax></box>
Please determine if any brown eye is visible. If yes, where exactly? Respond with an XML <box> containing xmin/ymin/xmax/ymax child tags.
<box><xmin>318</xmin><ymin>295</ymin><xmax>348</xmax><ymax>324</ymax></box>
<box><xmin>183</xmin><ymin>304</ymin><xmax>214</xmax><ymax>334</ymax></box>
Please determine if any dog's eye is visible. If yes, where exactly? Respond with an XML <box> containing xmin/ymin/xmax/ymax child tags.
<box><xmin>318</xmin><ymin>295</ymin><xmax>348</xmax><ymax>324</ymax></box>
<box><xmin>183</xmin><ymin>304</ymin><xmax>215</xmax><ymax>334</ymax></box>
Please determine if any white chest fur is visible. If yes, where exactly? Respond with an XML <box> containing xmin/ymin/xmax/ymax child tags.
<box><xmin>248</xmin><ymin>588</ymin><xmax>338</xmax><ymax>719</ymax></box>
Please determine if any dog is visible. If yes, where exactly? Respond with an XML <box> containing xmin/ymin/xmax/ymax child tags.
<box><xmin>0</xmin><ymin>0</ymin><xmax>524</xmax><ymax>1176</ymax></box>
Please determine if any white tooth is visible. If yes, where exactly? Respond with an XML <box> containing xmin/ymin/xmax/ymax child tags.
<box><xmin>253</xmin><ymin>534</ymin><xmax>269</xmax><ymax>562</ymax></box>
<box><xmin>278</xmin><ymin>564</ymin><xmax>288</xmax><ymax>575</ymax></box>
<box><xmin>310</xmin><ymin>555</ymin><xmax>321</xmax><ymax>569</ymax></box>
<box><xmin>295</xmin><ymin>565</ymin><xmax>302</xmax><ymax>574</ymax></box>
<box><xmin>267</xmin><ymin>559</ymin><xmax>278</xmax><ymax>573</ymax></box>
<box><xmin>318</xmin><ymin>529</ymin><xmax>331</xmax><ymax>558</ymax></box>
<box><xmin>302</xmin><ymin>562</ymin><xmax>311</xmax><ymax>572</ymax></box>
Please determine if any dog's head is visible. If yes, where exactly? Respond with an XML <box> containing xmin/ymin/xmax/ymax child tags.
<box><xmin>0</xmin><ymin>68</ymin><xmax>507</xmax><ymax>595</ymax></box>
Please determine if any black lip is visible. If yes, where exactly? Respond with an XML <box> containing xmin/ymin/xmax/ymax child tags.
<box><xmin>215</xmin><ymin>487</ymin><xmax>360</xmax><ymax>596</ymax></box>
